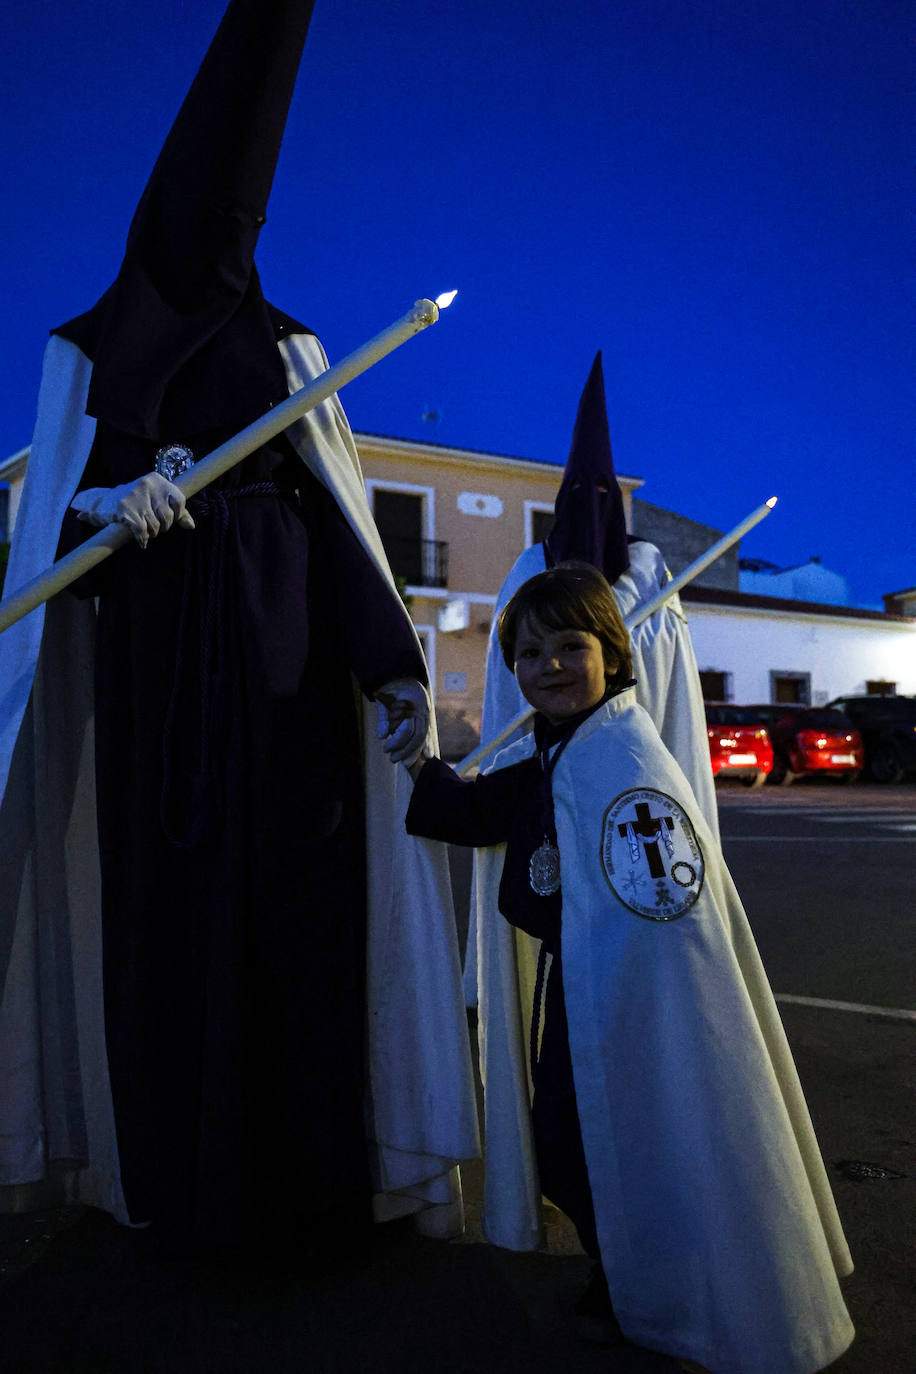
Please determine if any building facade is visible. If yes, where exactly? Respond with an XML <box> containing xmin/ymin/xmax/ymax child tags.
<box><xmin>884</xmin><ymin>586</ymin><xmax>916</xmax><ymax>618</ymax></box>
<box><xmin>738</xmin><ymin>556</ymin><xmax>851</xmax><ymax>607</ymax></box>
<box><xmin>683</xmin><ymin>586</ymin><xmax>916</xmax><ymax>706</ymax></box>
<box><xmin>631</xmin><ymin>496</ymin><xmax>739</xmax><ymax>591</ymax></box>
<box><xmin>4</xmin><ymin>435</ymin><xmax>913</xmax><ymax>756</ymax></box>
<box><xmin>356</xmin><ymin>433</ymin><xmax>642</xmax><ymax>755</ymax></box>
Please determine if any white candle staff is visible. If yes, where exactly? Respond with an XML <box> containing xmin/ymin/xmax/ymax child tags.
<box><xmin>0</xmin><ymin>294</ymin><xmax>457</xmax><ymax>636</ymax></box>
<box><xmin>455</xmin><ymin>496</ymin><xmax>778</xmax><ymax>777</ymax></box>
<box><xmin>623</xmin><ymin>495</ymin><xmax>778</xmax><ymax>626</ymax></box>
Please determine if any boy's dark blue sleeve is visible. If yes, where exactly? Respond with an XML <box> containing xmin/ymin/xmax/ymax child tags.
<box><xmin>405</xmin><ymin>756</ymin><xmax>528</xmax><ymax>847</ymax></box>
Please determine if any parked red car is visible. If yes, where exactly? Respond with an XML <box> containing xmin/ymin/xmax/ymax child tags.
<box><xmin>704</xmin><ymin>703</ymin><xmax>774</xmax><ymax>788</ymax></box>
<box><xmin>743</xmin><ymin>705</ymin><xmax>864</xmax><ymax>785</ymax></box>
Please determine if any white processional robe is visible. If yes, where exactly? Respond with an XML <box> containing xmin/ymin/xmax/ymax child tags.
<box><xmin>0</xmin><ymin>332</ymin><xmax>479</xmax><ymax>1232</ymax></box>
<box><xmin>464</xmin><ymin>537</ymin><xmax>718</xmax><ymax>1003</ymax></box>
<box><xmin>475</xmin><ymin>691</ymin><xmax>854</xmax><ymax>1374</ymax></box>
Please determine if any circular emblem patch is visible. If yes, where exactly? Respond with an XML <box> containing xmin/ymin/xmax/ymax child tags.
<box><xmin>600</xmin><ymin>788</ymin><xmax>704</xmax><ymax>921</ymax></box>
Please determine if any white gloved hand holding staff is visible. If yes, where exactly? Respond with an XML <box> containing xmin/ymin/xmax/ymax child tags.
<box><xmin>71</xmin><ymin>472</ymin><xmax>196</xmax><ymax>549</ymax></box>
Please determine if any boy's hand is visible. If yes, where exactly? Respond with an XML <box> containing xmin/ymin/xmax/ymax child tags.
<box><xmin>71</xmin><ymin>472</ymin><xmax>195</xmax><ymax>549</ymax></box>
<box><xmin>375</xmin><ymin>678</ymin><xmax>431</xmax><ymax>766</ymax></box>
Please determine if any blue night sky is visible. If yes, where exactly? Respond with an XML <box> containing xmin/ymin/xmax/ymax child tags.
<box><xmin>1</xmin><ymin>0</ymin><xmax>911</xmax><ymax>606</ymax></box>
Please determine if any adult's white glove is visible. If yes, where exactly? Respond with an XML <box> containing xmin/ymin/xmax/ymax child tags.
<box><xmin>375</xmin><ymin>677</ymin><xmax>432</xmax><ymax>766</ymax></box>
<box><xmin>71</xmin><ymin>472</ymin><xmax>195</xmax><ymax>549</ymax></box>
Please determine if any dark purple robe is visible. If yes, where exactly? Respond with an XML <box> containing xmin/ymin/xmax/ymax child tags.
<box><xmin>61</xmin><ymin>430</ymin><xmax>424</xmax><ymax>1250</ymax></box>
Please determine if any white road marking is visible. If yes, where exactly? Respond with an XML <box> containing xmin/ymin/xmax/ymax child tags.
<box><xmin>720</xmin><ymin>809</ymin><xmax>916</xmax><ymax>837</ymax></box>
<box><xmin>805</xmin><ymin>814</ymin><xmax>916</xmax><ymax>826</ymax></box>
<box><xmin>775</xmin><ymin>993</ymin><xmax>916</xmax><ymax>1023</ymax></box>
<box><xmin>724</xmin><ymin>807</ymin><xmax>916</xmax><ymax>819</ymax></box>
<box><xmin>723</xmin><ymin>835</ymin><xmax>916</xmax><ymax>842</ymax></box>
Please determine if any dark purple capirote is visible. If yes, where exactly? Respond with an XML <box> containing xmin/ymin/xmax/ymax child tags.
<box><xmin>543</xmin><ymin>350</ymin><xmax>631</xmax><ymax>586</ymax></box>
<box><xmin>55</xmin><ymin>0</ymin><xmax>317</xmax><ymax>444</ymax></box>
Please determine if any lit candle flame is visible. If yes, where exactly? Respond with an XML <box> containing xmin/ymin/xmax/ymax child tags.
<box><xmin>435</xmin><ymin>290</ymin><xmax>458</xmax><ymax>309</ymax></box>
<box><xmin>766</xmin><ymin>496</ymin><xmax>778</xmax><ymax>508</ymax></box>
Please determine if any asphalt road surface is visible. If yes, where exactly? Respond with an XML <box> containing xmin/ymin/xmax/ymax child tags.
<box><xmin>716</xmin><ymin>779</ymin><xmax>915</xmax><ymax>1011</ymax></box>
<box><xmin>713</xmin><ymin>781</ymin><xmax>916</xmax><ymax>1374</ymax></box>
<box><xmin>0</xmin><ymin>783</ymin><xmax>912</xmax><ymax>1373</ymax></box>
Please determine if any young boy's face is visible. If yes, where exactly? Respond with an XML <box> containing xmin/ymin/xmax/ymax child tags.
<box><xmin>513</xmin><ymin>617</ymin><xmax>611</xmax><ymax>724</ymax></box>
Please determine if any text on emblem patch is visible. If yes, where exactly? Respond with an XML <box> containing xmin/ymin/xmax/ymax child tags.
<box><xmin>600</xmin><ymin>788</ymin><xmax>704</xmax><ymax>921</ymax></box>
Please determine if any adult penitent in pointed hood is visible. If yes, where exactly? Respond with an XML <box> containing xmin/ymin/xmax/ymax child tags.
<box><xmin>543</xmin><ymin>350</ymin><xmax>630</xmax><ymax>585</ymax></box>
<box><xmin>55</xmin><ymin>0</ymin><xmax>316</xmax><ymax>445</ymax></box>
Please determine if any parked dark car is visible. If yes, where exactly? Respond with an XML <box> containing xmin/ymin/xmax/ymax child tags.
<box><xmin>704</xmin><ymin>703</ymin><xmax>773</xmax><ymax>787</ymax></box>
<box><xmin>827</xmin><ymin>695</ymin><xmax>916</xmax><ymax>783</ymax></box>
<box><xmin>743</xmin><ymin>705</ymin><xmax>864</xmax><ymax>785</ymax></box>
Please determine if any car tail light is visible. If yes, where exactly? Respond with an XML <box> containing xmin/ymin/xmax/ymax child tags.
<box><xmin>799</xmin><ymin>730</ymin><xmax>827</xmax><ymax>750</ymax></box>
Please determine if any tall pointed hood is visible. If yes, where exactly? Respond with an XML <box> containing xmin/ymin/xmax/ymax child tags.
<box><xmin>543</xmin><ymin>351</ymin><xmax>630</xmax><ymax>584</ymax></box>
<box><xmin>55</xmin><ymin>0</ymin><xmax>316</xmax><ymax>444</ymax></box>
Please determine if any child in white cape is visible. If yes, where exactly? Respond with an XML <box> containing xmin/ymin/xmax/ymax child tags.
<box><xmin>386</xmin><ymin>562</ymin><xmax>854</xmax><ymax>1374</ymax></box>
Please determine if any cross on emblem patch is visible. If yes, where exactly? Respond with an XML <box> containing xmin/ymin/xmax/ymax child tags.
<box><xmin>600</xmin><ymin>788</ymin><xmax>705</xmax><ymax>921</ymax></box>
<box><xmin>617</xmin><ymin>801</ymin><xmax>676</xmax><ymax>878</ymax></box>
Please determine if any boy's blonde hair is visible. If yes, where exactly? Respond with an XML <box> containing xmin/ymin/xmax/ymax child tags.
<box><xmin>497</xmin><ymin>561</ymin><xmax>633</xmax><ymax>685</ymax></box>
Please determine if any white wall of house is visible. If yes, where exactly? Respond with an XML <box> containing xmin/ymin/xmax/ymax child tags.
<box><xmin>686</xmin><ymin>603</ymin><xmax>916</xmax><ymax>704</ymax></box>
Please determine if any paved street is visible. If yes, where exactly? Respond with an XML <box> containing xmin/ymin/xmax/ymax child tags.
<box><xmin>714</xmin><ymin>781</ymin><xmax>916</xmax><ymax>1374</ymax></box>
<box><xmin>715</xmin><ymin>780</ymin><xmax>915</xmax><ymax>1010</ymax></box>
<box><xmin>1</xmin><ymin>783</ymin><xmax>913</xmax><ymax>1373</ymax></box>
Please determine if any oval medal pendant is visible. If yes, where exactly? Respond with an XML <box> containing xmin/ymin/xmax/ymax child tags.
<box><xmin>529</xmin><ymin>841</ymin><xmax>561</xmax><ymax>896</ymax></box>
<box><xmin>154</xmin><ymin>443</ymin><xmax>195</xmax><ymax>482</ymax></box>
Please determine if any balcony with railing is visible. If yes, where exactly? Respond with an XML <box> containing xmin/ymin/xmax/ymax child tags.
<box><xmin>383</xmin><ymin>536</ymin><xmax>449</xmax><ymax>589</ymax></box>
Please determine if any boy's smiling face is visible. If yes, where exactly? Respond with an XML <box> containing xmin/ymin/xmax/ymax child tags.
<box><xmin>513</xmin><ymin>616</ymin><xmax>612</xmax><ymax>724</ymax></box>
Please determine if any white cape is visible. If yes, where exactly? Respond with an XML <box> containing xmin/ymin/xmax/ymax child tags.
<box><xmin>0</xmin><ymin>333</ymin><xmax>479</xmax><ymax>1232</ymax></box>
<box><xmin>465</xmin><ymin>538</ymin><xmax>718</xmax><ymax>1002</ymax></box>
<box><xmin>476</xmin><ymin>692</ymin><xmax>853</xmax><ymax>1373</ymax></box>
